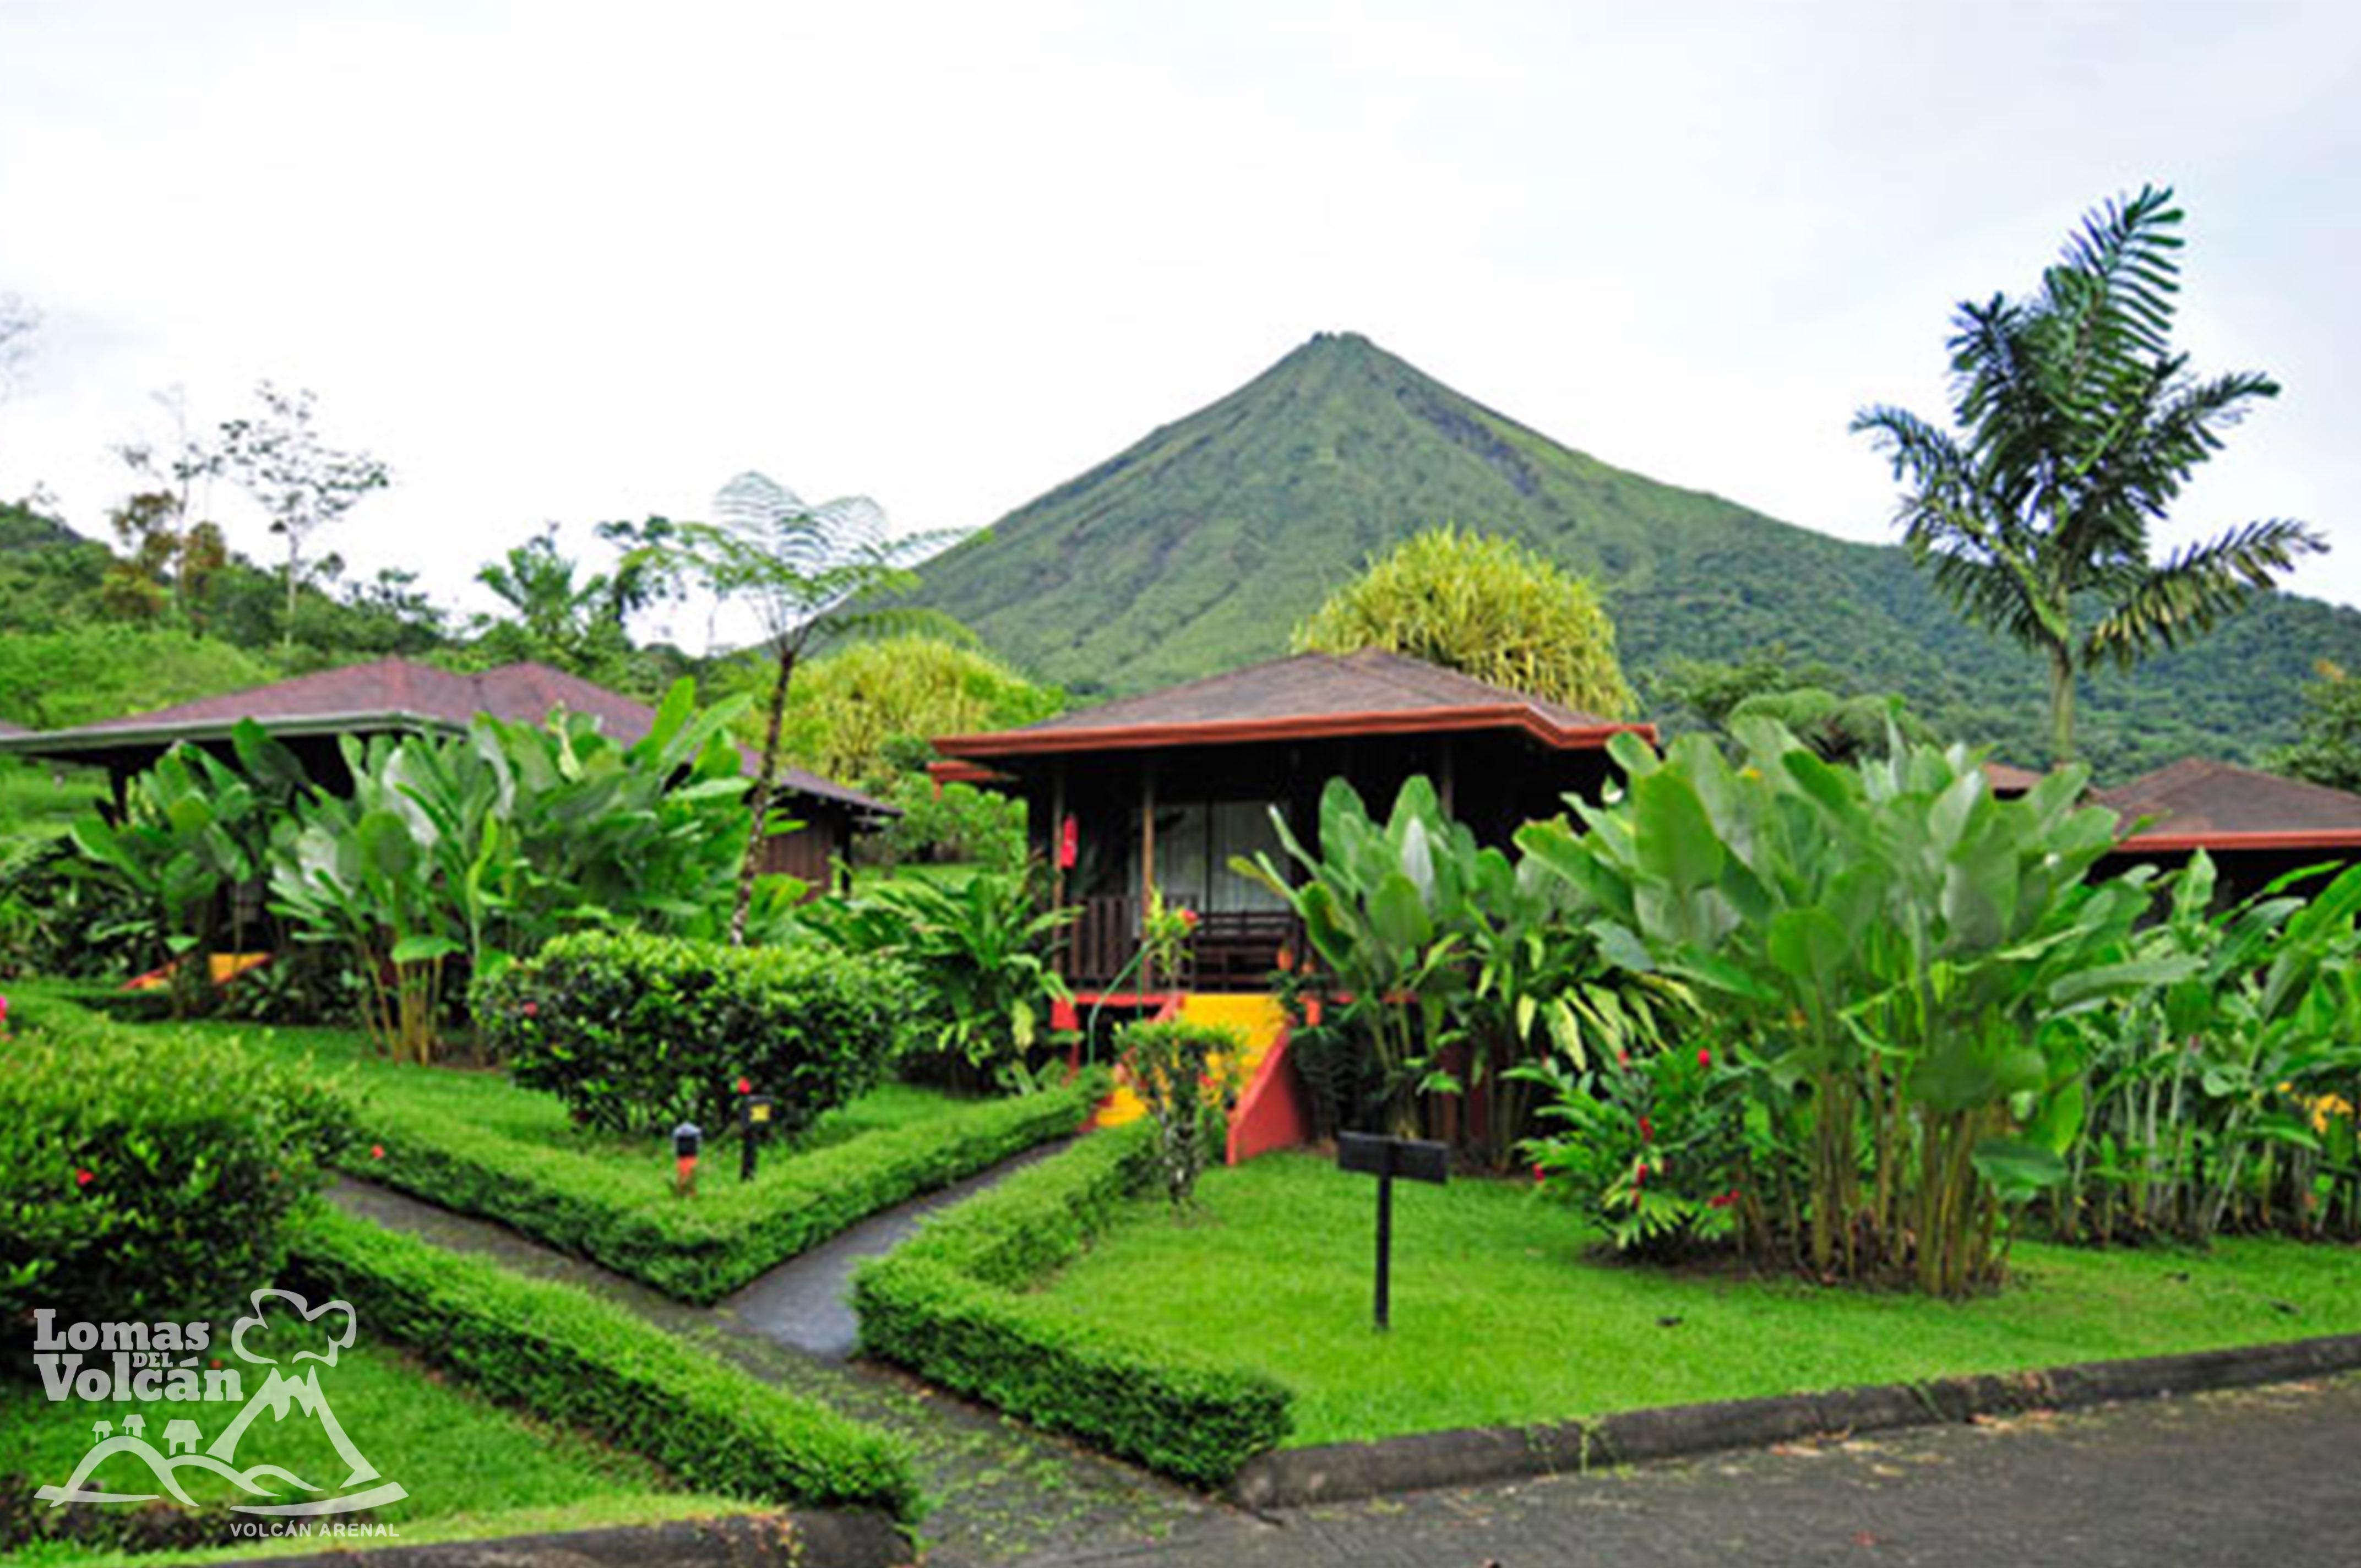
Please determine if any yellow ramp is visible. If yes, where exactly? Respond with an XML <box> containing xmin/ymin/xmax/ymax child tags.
<box><xmin>1094</xmin><ymin>994</ymin><xmax>1286</xmax><ymax>1129</ymax></box>
<box><xmin>1180</xmin><ymin>993</ymin><xmax>1288</xmax><ymax>1083</ymax></box>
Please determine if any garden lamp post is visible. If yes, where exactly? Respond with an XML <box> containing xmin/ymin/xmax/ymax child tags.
<box><xmin>673</xmin><ymin>1121</ymin><xmax>701</xmax><ymax>1198</ymax></box>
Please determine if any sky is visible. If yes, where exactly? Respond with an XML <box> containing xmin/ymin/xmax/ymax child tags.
<box><xmin>2</xmin><ymin>0</ymin><xmax>2357</xmax><ymax>650</ymax></box>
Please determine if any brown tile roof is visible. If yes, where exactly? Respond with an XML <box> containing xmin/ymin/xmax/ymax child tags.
<box><xmin>2096</xmin><ymin>756</ymin><xmax>2361</xmax><ymax>848</ymax></box>
<box><xmin>937</xmin><ymin>649</ymin><xmax>1652</xmax><ymax>760</ymax></box>
<box><xmin>1983</xmin><ymin>761</ymin><xmax>2045</xmax><ymax>797</ymax></box>
<box><xmin>0</xmin><ymin>658</ymin><xmax>888</xmax><ymax>817</ymax></box>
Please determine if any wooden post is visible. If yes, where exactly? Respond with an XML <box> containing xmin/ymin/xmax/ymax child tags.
<box><xmin>1140</xmin><ymin>764</ymin><xmax>1157</xmax><ymax>992</ymax></box>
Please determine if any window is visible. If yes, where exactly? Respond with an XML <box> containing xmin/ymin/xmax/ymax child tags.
<box><xmin>1126</xmin><ymin>799</ymin><xmax>1289</xmax><ymax>912</ymax></box>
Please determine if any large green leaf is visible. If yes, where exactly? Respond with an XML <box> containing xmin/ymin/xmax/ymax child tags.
<box><xmin>1631</xmin><ymin>769</ymin><xmax>1723</xmax><ymax>894</ymax></box>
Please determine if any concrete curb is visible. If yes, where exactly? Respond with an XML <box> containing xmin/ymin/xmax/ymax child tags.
<box><xmin>1227</xmin><ymin>1330</ymin><xmax>2361</xmax><ymax>1509</ymax></box>
<box><xmin>216</xmin><ymin>1509</ymin><xmax>911</xmax><ymax>1567</ymax></box>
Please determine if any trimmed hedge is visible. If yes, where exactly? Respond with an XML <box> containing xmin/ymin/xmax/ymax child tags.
<box><xmin>852</xmin><ymin>1124</ymin><xmax>1292</xmax><ymax>1486</ymax></box>
<box><xmin>358</xmin><ymin>1073</ymin><xmax>1106</xmax><ymax>1305</ymax></box>
<box><xmin>478</xmin><ymin>929</ymin><xmax>918</xmax><ymax>1138</ymax></box>
<box><xmin>0</xmin><ymin>988</ymin><xmax>352</xmax><ymax>1323</ymax></box>
<box><xmin>291</xmin><ymin>1203</ymin><xmax>919</xmax><ymax>1518</ymax></box>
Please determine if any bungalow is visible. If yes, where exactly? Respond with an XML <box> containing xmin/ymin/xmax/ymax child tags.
<box><xmin>0</xmin><ymin>658</ymin><xmax>893</xmax><ymax>886</ymax></box>
<box><xmin>932</xmin><ymin>648</ymin><xmax>1653</xmax><ymax>995</ymax></box>
<box><xmin>2096</xmin><ymin>756</ymin><xmax>2361</xmax><ymax>897</ymax></box>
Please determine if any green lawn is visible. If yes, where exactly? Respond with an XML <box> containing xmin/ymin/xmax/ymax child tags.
<box><xmin>1036</xmin><ymin>1151</ymin><xmax>2361</xmax><ymax>1448</ymax></box>
<box><xmin>105</xmin><ymin>1008</ymin><xmax>1096</xmax><ymax>1303</ymax></box>
<box><xmin>1</xmin><ymin>1342</ymin><xmax>742</xmax><ymax>1566</ymax></box>
<box><xmin>187</xmin><ymin>1015</ymin><xmax>971</xmax><ymax>1222</ymax></box>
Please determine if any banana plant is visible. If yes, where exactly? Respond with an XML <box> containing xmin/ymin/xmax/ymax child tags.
<box><xmin>1234</xmin><ymin>776</ymin><xmax>1479</xmax><ymax>1137</ymax></box>
<box><xmin>69</xmin><ymin>723</ymin><xmax>305</xmax><ymax>1014</ymax></box>
<box><xmin>270</xmin><ymin>733</ymin><xmax>467</xmax><ymax>1062</ymax></box>
<box><xmin>1519</xmin><ymin>721</ymin><xmax>2158</xmax><ymax>1295</ymax></box>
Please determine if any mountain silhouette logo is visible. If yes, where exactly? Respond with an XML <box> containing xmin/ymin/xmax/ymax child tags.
<box><xmin>32</xmin><ymin>1288</ymin><xmax>407</xmax><ymax>1517</ymax></box>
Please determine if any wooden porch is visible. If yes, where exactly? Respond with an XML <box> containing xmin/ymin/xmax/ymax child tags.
<box><xmin>1062</xmin><ymin>895</ymin><xmax>1304</xmax><ymax>993</ymax></box>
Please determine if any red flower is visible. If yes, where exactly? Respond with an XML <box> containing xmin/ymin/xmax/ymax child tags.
<box><xmin>1697</xmin><ymin>1047</ymin><xmax>1712</xmax><ymax>1069</ymax></box>
<box><xmin>370</xmin><ymin>1144</ymin><xmax>385</xmax><ymax>1160</ymax></box>
<box><xmin>1531</xmin><ymin>1163</ymin><xmax>1546</xmax><ymax>1183</ymax></box>
<box><xmin>1707</xmin><ymin>1189</ymin><xmax>1739</xmax><ymax>1210</ymax></box>
<box><xmin>1616</xmin><ymin>1050</ymin><xmax>1631</xmax><ymax>1067</ymax></box>
<box><xmin>522</xmin><ymin>1000</ymin><xmax>539</xmax><ymax>1017</ymax></box>
<box><xmin>74</xmin><ymin>1167</ymin><xmax>94</xmax><ymax>1188</ymax></box>
<box><xmin>1179</xmin><ymin>909</ymin><xmax>1200</xmax><ymax>929</ymax></box>
<box><xmin>1638</xmin><ymin>1114</ymin><xmax>1654</xmax><ymax>1141</ymax></box>
<box><xmin>1632</xmin><ymin>1163</ymin><xmax>1647</xmax><ymax>1188</ymax></box>
<box><xmin>737</xmin><ymin>1076</ymin><xmax>753</xmax><ymax>1095</ymax></box>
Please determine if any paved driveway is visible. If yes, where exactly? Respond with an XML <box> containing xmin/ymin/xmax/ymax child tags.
<box><xmin>1024</xmin><ymin>1377</ymin><xmax>2361</xmax><ymax>1567</ymax></box>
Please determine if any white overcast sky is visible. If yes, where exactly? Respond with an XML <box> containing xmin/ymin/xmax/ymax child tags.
<box><xmin>2</xmin><ymin>0</ymin><xmax>2356</xmax><ymax>650</ymax></box>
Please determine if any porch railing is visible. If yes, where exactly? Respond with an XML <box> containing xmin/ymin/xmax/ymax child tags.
<box><xmin>1059</xmin><ymin>895</ymin><xmax>1304</xmax><ymax>993</ymax></box>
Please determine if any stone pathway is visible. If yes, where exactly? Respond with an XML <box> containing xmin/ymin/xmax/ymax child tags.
<box><xmin>719</xmin><ymin>1141</ymin><xmax>1067</xmax><ymax>1359</ymax></box>
<box><xmin>329</xmin><ymin>1172</ymin><xmax>1236</xmax><ymax>1567</ymax></box>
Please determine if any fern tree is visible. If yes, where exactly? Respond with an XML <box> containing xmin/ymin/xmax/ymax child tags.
<box><xmin>650</xmin><ymin>472</ymin><xmax>964</xmax><ymax>944</ymax></box>
<box><xmin>1853</xmin><ymin>185</ymin><xmax>2321</xmax><ymax>766</ymax></box>
<box><xmin>1292</xmin><ymin>525</ymin><xmax>1635</xmax><ymax>716</ymax></box>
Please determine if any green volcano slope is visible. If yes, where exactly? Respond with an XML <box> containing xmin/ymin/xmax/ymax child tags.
<box><xmin>895</xmin><ymin>332</ymin><xmax>2359</xmax><ymax>781</ymax></box>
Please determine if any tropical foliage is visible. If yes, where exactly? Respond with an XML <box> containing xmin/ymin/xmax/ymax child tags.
<box><xmin>69</xmin><ymin>723</ymin><xmax>309</xmax><ymax>1013</ymax></box>
<box><xmin>803</xmin><ymin>870</ymin><xmax>1075</xmax><ymax>1092</ymax></box>
<box><xmin>866</xmin><ymin>772</ymin><xmax>1027</xmax><ymax>872</ymax></box>
<box><xmin>737</xmin><ymin>631</ymin><xmax>1064</xmax><ymax>794</ymax></box>
<box><xmin>1853</xmin><ymin>185</ymin><xmax>2321</xmax><ymax>765</ymax></box>
<box><xmin>1292</xmin><ymin>525</ymin><xmax>1634</xmax><ymax>715</ymax></box>
<box><xmin>1238</xmin><ymin>776</ymin><xmax>1667</xmax><ymax>1164</ymax></box>
<box><xmin>1116</xmin><ymin>1017</ymin><xmax>1245</xmax><ymax>1207</ymax></box>
<box><xmin>62</xmin><ymin>683</ymin><xmax>785</xmax><ymax>1059</ymax></box>
<box><xmin>267</xmin><ymin>682</ymin><xmax>776</xmax><ymax>1060</ymax></box>
<box><xmin>639</xmin><ymin>472</ymin><xmax>965</xmax><ymax>943</ymax></box>
<box><xmin>1517</xmin><ymin>1039</ymin><xmax>1745</xmax><ymax>1260</ymax></box>
<box><xmin>2267</xmin><ymin>660</ymin><xmax>2361</xmax><ymax>793</ymax></box>
<box><xmin>1520</xmin><ymin>725</ymin><xmax>2160</xmax><ymax>1295</ymax></box>
<box><xmin>2052</xmin><ymin>852</ymin><xmax>2361</xmax><ymax>1245</ymax></box>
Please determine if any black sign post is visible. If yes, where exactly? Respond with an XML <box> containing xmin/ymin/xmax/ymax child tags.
<box><xmin>1337</xmin><ymin>1132</ymin><xmax>1449</xmax><ymax>1331</ymax></box>
<box><xmin>740</xmin><ymin>1093</ymin><xmax>774</xmax><ymax>1183</ymax></box>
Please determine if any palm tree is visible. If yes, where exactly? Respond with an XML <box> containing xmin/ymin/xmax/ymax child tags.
<box><xmin>653</xmin><ymin>472</ymin><xmax>966</xmax><ymax>943</ymax></box>
<box><xmin>1852</xmin><ymin>185</ymin><xmax>2322</xmax><ymax>766</ymax></box>
<box><xmin>476</xmin><ymin>527</ymin><xmax>616</xmax><ymax>670</ymax></box>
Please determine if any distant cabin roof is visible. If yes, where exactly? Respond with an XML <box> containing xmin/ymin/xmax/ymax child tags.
<box><xmin>933</xmin><ymin>649</ymin><xmax>1653</xmax><ymax>767</ymax></box>
<box><xmin>2096</xmin><ymin>756</ymin><xmax>2361</xmax><ymax>853</ymax></box>
<box><xmin>0</xmin><ymin>657</ymin><xmax>890</xmax><ymax>819</ymax></box>
<box><xmin>1983</xmin><ymin>761</ymin><xmax>2044</xmax><ymax>797</ymax></box>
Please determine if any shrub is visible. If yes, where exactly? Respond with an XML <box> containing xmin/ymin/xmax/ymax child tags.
<box><xmin>291</xmin><ymin>1204</ymin><xmax>917</xmax><ymax>1516</ymax></box>
<box><xmin>1517</xmin><ymin>1040</ymin><xmax>1749</xmax><ymax>1260</ymax></box>
<box><xmin>357</xmin><ymin>1072</ymin><xmax>1106</xmax><ymax>1304</ymax></box>
<box><xmin>478</xmin><ymin>929</ymin><xmax>917</xmax><ymax>1138</ymax></box>
<box><xmin>866</xmin><ymin>773</ymin><xmax>1027</xmax><ymax>871</ymax></box>
<box><xmin>853</xmin><ymin>1125</ymin><xmax>1292</xmax><ymax>1485</ymax></box>
<box><xmin>0</xmin><ymin>990</ymin><xmax>353</xmax><ymax>1323</ymax></box>
<box><xmin>1116</xmin><ymin>1018</ymin><xmax>1244</xmax><ymax>1207</ymax></box>
<box><xmin>0</xmin><ymin>835</ymin><xmax>156</xmax><ymax>983</ymax></box>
